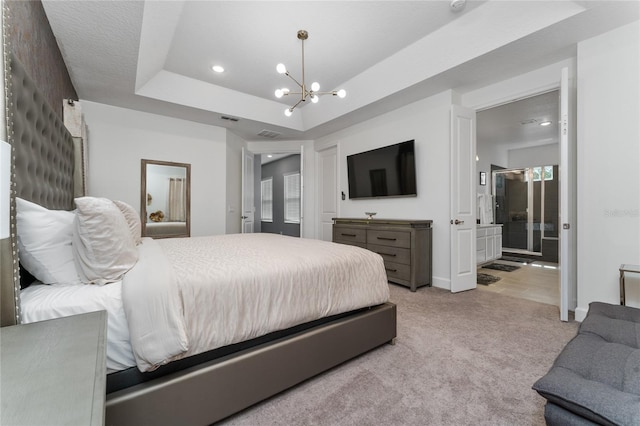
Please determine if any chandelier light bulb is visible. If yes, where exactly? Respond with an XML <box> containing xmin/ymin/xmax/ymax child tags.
<box><xmin>337</xmin><ymin>89</ymin><xmax>347</xmax><ymax>98</ymax></box>
<box><xmin>311</xmin><ymin>95</ymin><xmax>319</xmax><ymax>104</ymax></box>
<box><xmin>284</xmin><ymin>108</ymin><xmax>293</xmax><ymax>117</ymax></box>
<box><xmin>311</xmin><ymin>82</ymin><xmax>320</xmax><ymax>92</ymax></box>
<box><xmin>276</xmin><ymin>63</ymin><xmax>287</xmax><ymax>74</ymax></box>
<box><xmin>275</xmin><ymin>89</ymin><xmax>284</xmax><ymax>98</ymax></box>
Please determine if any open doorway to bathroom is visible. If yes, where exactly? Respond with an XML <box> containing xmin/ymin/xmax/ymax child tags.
<box><xmin>476</xmin><ymin>90</ymin><xmax>560</xmax><ymax>307</ymax></box>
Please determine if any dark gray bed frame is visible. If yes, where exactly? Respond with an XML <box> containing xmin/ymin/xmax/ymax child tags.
<box><xmin>1</xmin><ymin>53</ymin><xmax>397</xmax><ymax>425</ymax></box>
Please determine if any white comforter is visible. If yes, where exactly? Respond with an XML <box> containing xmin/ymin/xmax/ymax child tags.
<box><xmin>123</xmin><ymin>233</ymin><xmax>390</xmax><ymax>372</ymax></box>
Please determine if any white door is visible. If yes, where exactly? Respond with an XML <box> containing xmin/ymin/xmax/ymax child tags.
<box><xmin>559</xmin><ymin>67</ymin><xmax>576</xmax><ymax>321</ymax></box>
<box><xmin>241</xmin><ymin>148</ymin><xmax>254</xmax><ymax>233</ymax></box>
<box><xmin>450</xmin><ymin>105</ymin><xmax>477</xmax><ymax>293</ymax></box>
<box><xmin>317</xmin><ymin>146</ymin><xmax>338</xmax><ymax>241</ymax></box>
<box><xmin>299</xmin><ymin>146</ymin><xmax>305</xmax><ymax>238</ymax></box>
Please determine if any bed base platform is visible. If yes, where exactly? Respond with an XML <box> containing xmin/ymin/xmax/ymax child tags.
<box><xmin>105</xmin><ymin>301</ymin><xmax>396</xmax><ymax>425</ymax></box>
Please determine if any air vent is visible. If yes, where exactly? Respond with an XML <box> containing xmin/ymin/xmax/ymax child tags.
<box><xmin>520</xmin><ymin>118</ymin><xmax>538</xmax><ymax>125</ymax></box>
<box><xmin>257</xmin><ymin>129</ymin><xmax>281</xmax><ymax>139</ymax></box>
<box><xmin>220</xmin><ymin>116</ymin><xmax>239</xmax><ymax>122</ymax></box>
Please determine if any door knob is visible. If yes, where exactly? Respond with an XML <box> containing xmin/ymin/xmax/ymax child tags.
<box><xmin>241</xmin><ymin>215</ymin><xmax>248</xmax><ymax>219</ymax></box>
<box><xmin>450</xmin><ymin>219</ymin><xmax>464</xmax><ymax>225</ymax></box>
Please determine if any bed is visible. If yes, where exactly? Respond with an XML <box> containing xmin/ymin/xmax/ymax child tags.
<box><xmin>1</xmin><ymin>53</ymin><xmax>397</xmax><ymax>425</ymax></box>
<box><xmin>144</xmin><ymin>221</ymin><xmax>188</xmax><ymax>237</ymax></box>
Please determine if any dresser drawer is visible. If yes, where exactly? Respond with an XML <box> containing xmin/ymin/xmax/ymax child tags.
<box><xmin>367</xmin><ymin>244</ymin><xmax>411</xmax><ymax>265</ymax></box>
<box><xmin>333</xmin><ymin>227</ymin><xmax>366</xmax><ymax>245</ymax></box>
<box><xmin>332</xmin><ymin>218</ymin><xmax>432</xmax><ymax>292</ymax></box>
<box><xmin>367</xmin><ymin>230</ymin><xmax>410</xmax><ymax>248</ymax></box>
<box><xmin>383</xmin><ymin>261</ymin><xmax>411</xmax><ymax>282</ymax></box>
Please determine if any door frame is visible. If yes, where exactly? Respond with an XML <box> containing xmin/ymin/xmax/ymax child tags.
<box><xmin>467</xmin><ymin>70</ymin><xmax>577</xmax><ymax>320</ymax></box>
<box><xmin>315</xmin><ymin>144</ymin><xmax>340</xmax><ymax>242</ymax></box>
<box><xmin>241</xmin><ymin>148</ymin><xmax>254</xmax><ymax>233</ymax></box>
<box><xmin>244</xmin><ymin>145</ymin><xmax>305</xmax><ymax>237</ymax></box>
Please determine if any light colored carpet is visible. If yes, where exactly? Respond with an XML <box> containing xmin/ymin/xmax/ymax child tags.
<box><xmin>220</xmin><ymin>285</ymin><xmax>578</xmax><ymax>425</ymax></box>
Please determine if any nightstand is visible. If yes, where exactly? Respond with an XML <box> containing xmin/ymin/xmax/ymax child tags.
<box><xmin>1</xmin><ymin>311</ymin><xmax>107</xmax><ymax>425</ymax></box>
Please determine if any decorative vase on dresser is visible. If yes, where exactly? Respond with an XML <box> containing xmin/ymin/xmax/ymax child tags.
<box><xmin>332</xmin><ymin>218</ymin><xmax>432</xmax><ymax>292</ymax></box>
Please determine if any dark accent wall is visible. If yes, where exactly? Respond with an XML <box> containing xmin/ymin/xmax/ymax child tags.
<box><xmin>261</xmin><ymin>155</ymin><xmax>300</xmax><ymax>237</ymax></box>
<box><xmin>5</xmin><ymin>0</ymin><xmax>77</xmax><ymax>118</ymax></box>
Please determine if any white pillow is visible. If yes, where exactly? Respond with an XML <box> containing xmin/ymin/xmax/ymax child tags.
<box><xmin>15</xmin><ymin>198</ymin><xmax>82</xmax><ymax>285</ymax></box>
<box><xmin>73</xmin><ymin>197</ymin><xmax>139</xmax><ymax>285</ymax></box>
<box><xmin>112</xmin><ymin>200</ymin><xmax>142</xmax><ymax>246</ymax></box>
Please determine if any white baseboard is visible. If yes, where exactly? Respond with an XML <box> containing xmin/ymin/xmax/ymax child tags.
<box><xmin>574</xmin><ymin>306</ymin><xmax>588</xmax><ymax>322</ymax></box>
<box><xmin>432</xmin><ymin>277</ymin><xmax>450</xmax><ymax>290</ymax></box>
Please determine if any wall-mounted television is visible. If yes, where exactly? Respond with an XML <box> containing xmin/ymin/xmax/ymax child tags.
<box><xmin>347</xmin><ymin>140</ymin><xmax>417</xmax><ymax>199</ymax></box>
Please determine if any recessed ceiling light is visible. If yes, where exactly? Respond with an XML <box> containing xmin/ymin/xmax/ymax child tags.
<box><xmin>212</xmin><ymin>65</ymin><xmax>224</xmax><ymax>73</ymax></box>
<box><xmin>540</xmin><ymin>120</ymin><xmax>552</xmax><ymax>126</ymax></box>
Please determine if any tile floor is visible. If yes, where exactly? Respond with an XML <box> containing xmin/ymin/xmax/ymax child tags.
<box><xmin>477</xmin><ymin>258</ymin><xmax>560</xmax><ymax>306</ymax></box>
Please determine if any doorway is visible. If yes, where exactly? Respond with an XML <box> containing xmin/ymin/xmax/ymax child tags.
<box><xmin>243</xmin><ymin>148</ymin><xmax>304</xmax><ymax>237</ymax></box>
<box><xmin>259</xmin><ymin>153</ymin><xmax>301</xmax><ymax>237</ymax></box>
<box><xmin>476</xmin><ymin>90</ymin><xmax>562</xmax><ymax>307</ymax></box>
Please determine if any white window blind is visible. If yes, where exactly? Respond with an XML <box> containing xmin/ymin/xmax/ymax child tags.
<box><xmin>284</xmin><ymin>173</ymin><xmax>300</xmax><ymax>224</ymax></box>
<box><xmin>261</xmin><ymin>178</ymin><xmax>273</xmax><ymax>222</ymax></box>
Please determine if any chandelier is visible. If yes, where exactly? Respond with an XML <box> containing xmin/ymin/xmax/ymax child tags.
<box><xmin>275</xmin><ymin>30</ymin><xmax>346</xmax><ymax>117</ymax></box>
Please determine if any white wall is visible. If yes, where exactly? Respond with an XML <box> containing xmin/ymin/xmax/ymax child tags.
<box><xmin>508</xmin><ymin>143</ymin><xmax>559</xmax><ymax>169</ymax></box>
<box><xmin>315</xmin><ymin>90</ymin><xmax>454</xmax><ymax>289</ymax></box>
<box><xmin>575</xmin><ymin>20</ymin><xmax>640</xmax><ymax>319</ymax></box>
<box><xmin>476</xmin><ymin>143</ymin><xmax>507</xmax><ymax>195</ymax></box>
<box><xmin>81</xmin><ymin>101</ymin><xmax>229</xmax><ymax>237</ymax></box>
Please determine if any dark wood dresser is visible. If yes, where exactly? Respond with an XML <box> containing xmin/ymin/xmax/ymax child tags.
<box><xmin>332</xmin><ymin>218</ymin><xmax>432</xmax><ymax>292</ymax></box>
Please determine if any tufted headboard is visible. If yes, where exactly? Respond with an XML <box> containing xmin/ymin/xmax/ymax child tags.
<box><xmin>0</xmin><ymin>53</ymin><xmax>77</xmax><ymax>326</ymax></box>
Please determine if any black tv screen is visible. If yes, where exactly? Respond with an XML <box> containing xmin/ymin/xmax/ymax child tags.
<box><xmin>347</xmin><ymin>140</ymin><xmax>417</xmax><ymax>199</ymax></box>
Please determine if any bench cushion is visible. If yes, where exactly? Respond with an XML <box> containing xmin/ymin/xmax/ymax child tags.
<box><xmin>533</xmin><ymin>302</ymin><xmax>640</xmax><ymax>425</ymax></box>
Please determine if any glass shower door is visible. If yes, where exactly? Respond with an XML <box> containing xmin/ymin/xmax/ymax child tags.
<box><xmin>494</xmin><ymin>170</ymin><xmax>529</xmax><ymax>250</ymax></box>
<box><xmin>493</xmin><ymin>166</ymin><xmax>557</xmax><ymax>255</ymax></box>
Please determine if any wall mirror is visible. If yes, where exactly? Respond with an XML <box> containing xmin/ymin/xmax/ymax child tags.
<box><xmin>141</xmin><ymin>159</ymin><xmax>191</xmax><ymax>238</ymax></box>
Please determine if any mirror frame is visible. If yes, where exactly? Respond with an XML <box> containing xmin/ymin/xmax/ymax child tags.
<box><xmin>140</xmin><ymin>159</ymin><xmax>191</xmax><ymax>238</ymax></box>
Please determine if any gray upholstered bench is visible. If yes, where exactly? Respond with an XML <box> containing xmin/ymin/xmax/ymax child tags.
<box><xmin>533</xmin><ymin>302</ymin><xmax>640</xmax><ymax>425</ymax></box>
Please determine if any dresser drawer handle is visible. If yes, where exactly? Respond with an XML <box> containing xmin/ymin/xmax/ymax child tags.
<box><xmin>385</xmin><ymin>268</ymin><xmax>397</xmax><ymax>273</ymax></box>
<box><xmin>377</xmin><ymin>237</ymin><xmax>397</xmax><ymax>241</ymax></box>
<box><xmin>341</xmin><ymin>233</ymin><xmax>357</xmax><ymax>237</ymax></box>
<box><xmin>377</xmin><ymin>252</ymin><xmax>397</xmax><ymax>257</ymax></box>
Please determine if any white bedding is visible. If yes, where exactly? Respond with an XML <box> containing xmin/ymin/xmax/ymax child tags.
<box><xmin>22</xmin><ymin>233</ymin><xmax>390</xmax><ymax>373</ymax></box>
<box><xmin>20</xmin><ymin>281</ymin><xmax>137</xmax><ymax>372</ymax></box>
<box><xmin>126</xmin><ymin>233</ymin><xmax>390</xmax><ymax>371</ymax></box>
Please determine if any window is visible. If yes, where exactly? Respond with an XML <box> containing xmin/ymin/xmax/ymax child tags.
<box><xmin>284</xmin><ymin>172</ymin><xmax>300</xmax><ymax>224</ymax></box>
<box><xmin>532</xmin><ymin>166</ymin><xmax>554</xmax><ymax>181</ymax></box>
<box><xmin>261</xmin><ymin>178</ymin><xmax>273</xmax><ymax>222</ymax></box>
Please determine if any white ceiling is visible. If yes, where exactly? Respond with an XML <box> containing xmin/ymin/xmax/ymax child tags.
<box><xmin>477</xmin><ymin>90</ymin><xmax>560</xmax><ymax>149</ymax></box>
<box><xmin>41</xmin><ymin>1</ymin><xmax>639</xmax><ymax>142</ymax></box>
